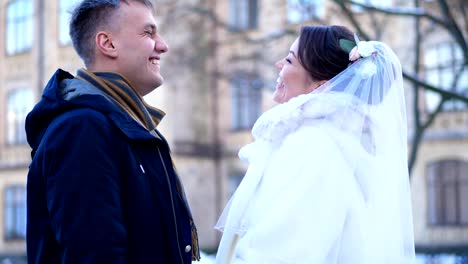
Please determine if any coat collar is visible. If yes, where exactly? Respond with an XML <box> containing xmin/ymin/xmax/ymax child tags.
<box><xmin>63</xmin><ymin>79</ymin><xmax>165</xmax><ymax>142</ymax></box>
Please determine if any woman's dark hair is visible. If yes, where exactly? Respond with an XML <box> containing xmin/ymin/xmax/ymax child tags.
<box><xmin>297</xmin><ymin>25</ymin><xmax>354</xmax><ymax>81</ymax></box>
<box><xmin>69</xmin><ymin>0</ymin><xmax>153</xmax><ymax>67</ymax></box>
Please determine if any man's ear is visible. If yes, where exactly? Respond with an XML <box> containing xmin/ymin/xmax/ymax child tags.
<box><xmin>95</xmin><ymin>31</ymin><xmax>118</xmax><ymax>58</ymax></box>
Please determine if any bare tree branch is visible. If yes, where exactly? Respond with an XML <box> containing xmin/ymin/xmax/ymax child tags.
<box><xmin>462</xmin><ymin>2</ymin><xmax>468</xmax><ymax>35</ymax></box>
<box><xmin>409</xmin><ymin>0</ymin><xmax>422</xmax><ymax>173</ymax></box>
<box><xmin>344</xmin><ymin>0</ymin><xmax>468</xmax><ymax>63</ymax></box>
<box><xmin>333</xmin><ymin>0</ymin><xmax>371</xmax><ymax>40</ymax></box>
<box><xmin>345</xmin><ymin>0</ymin><xmax>451</xmax><ymax>28</ymax></box>
<box><xmin>168</xmin><ymin>4</ymin><xmax>297</xmax><ymax>45</ymax></box>
<box><xmin>402</xmin><ymin>71</ymin><xmax>468</xmax><ymax>103</ymax></box>
<box><xmin>333</xmin><ymin>0</ymin><xmax>468</xmax><ymax>104</ymax></box>
<box><xmin>436</xmin><ymin>0</ymin><xmax>468</xmax><ymax>63</ymax></box>
<box><xmin>167</xmin><ymin>4</ymin><xmax>230</xmax><ymax>28</ymax></box>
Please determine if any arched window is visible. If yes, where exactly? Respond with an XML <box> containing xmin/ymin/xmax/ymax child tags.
<box><xmin>59</xmin><ymin>0</ymin><xmax>82</xmax><ymax>45</ymax></box>
<box><xmin>427</xmin><ymin>159</ymin><xmax>468</xmax><ymax>226</ymax></box>
<box><xmin>7</xmin><ymin>88</ymin><xmax>34</xmax><ymax>145</ymax></box>
<box><xmin>4</xmin><ymin>185</ymin><xmax>26</xmax><ymax>240</ymax></box>
<box><xmin>6</xmin><ymin>0</ymin><xmax>33</xmax><ymax>55</ymax></box>
<box><xmin>228</xmin><ymin>0</ymin><xmax>258</xmax><ymax>31</ymax></box>
<box><xmin>228</xmin><ymin>172</ymin><xmax>245</xmax><ymax>198</ymax></box>
<box><xmin>230</xmin><ymin>72</ymin><xmax>263</xmax><ymax>130</ymax></box>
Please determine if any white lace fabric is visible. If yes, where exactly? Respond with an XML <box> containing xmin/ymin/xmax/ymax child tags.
<box><xmin>215</xmin><ymin>41</ymin><xmax>415</xmax><ymax>264</ymax></box>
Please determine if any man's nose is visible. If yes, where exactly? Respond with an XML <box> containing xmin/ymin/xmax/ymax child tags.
<box><xmin>156</xmin><ymin>37</ymin><xmax>169</xmax><ymax>53</ymax></box>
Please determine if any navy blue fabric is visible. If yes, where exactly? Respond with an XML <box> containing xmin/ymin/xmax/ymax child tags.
<box><xmin>26</xmin><ymin>69</ymin><xmax>195</xmax><ymax>264</ymax></box>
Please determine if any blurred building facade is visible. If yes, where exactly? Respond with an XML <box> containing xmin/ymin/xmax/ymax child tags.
<box><xmin>410</xmin><ymin>0</ymin><xmax>468</xmax><ymax>255</ymax></box>
<box><xmin>0</xmin><ymin>0</ymin><xmax>466</xmax><ymax>261</ymax></box>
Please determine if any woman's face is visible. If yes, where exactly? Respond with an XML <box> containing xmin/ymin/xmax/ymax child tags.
<box><xmin>273</xmin><ymin>37</ymin><xmax>321</xmax><ymax>103</ymax></box>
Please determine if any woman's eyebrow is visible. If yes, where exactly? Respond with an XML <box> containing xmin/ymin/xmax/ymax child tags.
<box><xmin>289</xmin><ymin>51</ymin><xmax>297</xmax><ymax>58</ymax></box>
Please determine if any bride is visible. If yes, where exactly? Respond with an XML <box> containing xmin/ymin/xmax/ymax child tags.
<box><xmin>215</xmin><ymin>25</ymin><xmax>416</xmax><ymax>264</ymax></box>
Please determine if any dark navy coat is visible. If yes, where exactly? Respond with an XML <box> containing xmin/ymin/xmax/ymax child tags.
<box><xmin>26</xmin><ymin>69</ymin><xmax>197</xmax><ymax>264</ymax></box>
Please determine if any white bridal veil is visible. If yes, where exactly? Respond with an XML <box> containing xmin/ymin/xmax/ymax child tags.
<box><xmin>216</xmin><ymin>40</ymin><xmax>415</xmax><ymax>263</ymax></box>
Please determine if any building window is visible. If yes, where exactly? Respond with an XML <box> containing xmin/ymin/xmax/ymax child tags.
<box><xmin>424</xmin><ymin>42</ymin><xmax>467</xmax><ymax>111</ymax></box>
<box><xmin>6</xmin><ymin>0</ymin><xmax>33</xmax><ymax>55</ymax></box>
<box><xmin>229</xmin><ymin>0</ymin><xmax>258</xmax><ymax>31</ymax></box>
<box><xmin>228</xmin><ymin>173</ymin><xmax>244</xmax><ymax>198</ymax></box>
<box><xmin>230</xmin><ymin>72</ymin><xmax>262</xmax><ymax>130</ymax></box>
<box><xmin>427</xmin><ymin>159</ymin><xmax>468</xmax><ymax>226</ymax></box>
<box><xmin>287</xmin><ymin>0</ymin><xmax>324</xmax><ymax>23</ymax></box>
<box><xmin>7</xmin><ymin>89</ymin><xmax>34</xmax><ymax>145</ymax></box>
<box><xmin>4</xmin><ymin>185</ymin><xmax>26</xmax><ymax>240</ymax></box>
<box><xmin>59</xmin><ymin>0</ymin><xmax>81</xmax><ymax>45</ymax></box>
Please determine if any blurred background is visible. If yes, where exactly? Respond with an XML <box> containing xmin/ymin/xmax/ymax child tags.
<box><xmin>0</xmin><ymin>0</ymin><xmax>467</xmax><ymax>263</ymax></box>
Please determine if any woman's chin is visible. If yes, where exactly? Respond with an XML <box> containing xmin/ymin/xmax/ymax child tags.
<box><xmin>272</xmin><ymin>94</ymin><xmax>282</xmax><ymax>104</ymax></box>
<box><xmin>273</xmin><ymin>90</ymin><xmax>286</xmax><ymax>103</ymax></box>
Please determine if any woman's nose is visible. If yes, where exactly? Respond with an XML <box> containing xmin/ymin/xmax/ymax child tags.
<box><xmin>275</xmin><ymin>60</ymin><xmax>283</xmax><ymax>69</ymax></box>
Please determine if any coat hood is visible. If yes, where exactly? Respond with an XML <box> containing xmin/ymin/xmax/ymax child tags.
<box><xmin>26</xmin><ymin>69</ymin><xmax>157</xmax><ymax>153</ymax></box>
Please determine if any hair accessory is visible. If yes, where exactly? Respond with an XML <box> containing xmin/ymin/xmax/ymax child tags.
<box><xmin>339</xmin><ymin>34</ymin><xmax>377</xmax><ymax>62</ymax></box>
<box><xmin>339</xmin><ymin>34</ymin><xmax>378</xmax><ymax>78</ymax></box>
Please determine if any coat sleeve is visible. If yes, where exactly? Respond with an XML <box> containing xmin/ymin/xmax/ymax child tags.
<box><xmin>231</xmin><ymin>127</ymin><xmax>360</xmax><ymax>264</ymax></box>
<box><xmin>41</xmin><ymin>109</ymin><xmax>127</xmax><ymax>264</ymax></box>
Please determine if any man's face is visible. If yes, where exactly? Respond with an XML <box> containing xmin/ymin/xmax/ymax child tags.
<box><xmin>110</xmin><ymin>1</ymin><xmax>168</xmax><ymax>96</ymax></box>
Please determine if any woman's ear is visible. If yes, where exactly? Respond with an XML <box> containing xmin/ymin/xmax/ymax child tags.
<box><xmin>95</xmin><ymin>31</ymin><xmax>118</xmax><ymax>58</ymax></box>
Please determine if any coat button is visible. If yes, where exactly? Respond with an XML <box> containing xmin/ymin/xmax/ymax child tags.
<box><xmin>184</xmin><ymin>245</ymin><xmax>192</xmax><ymax>253</ymax></box>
